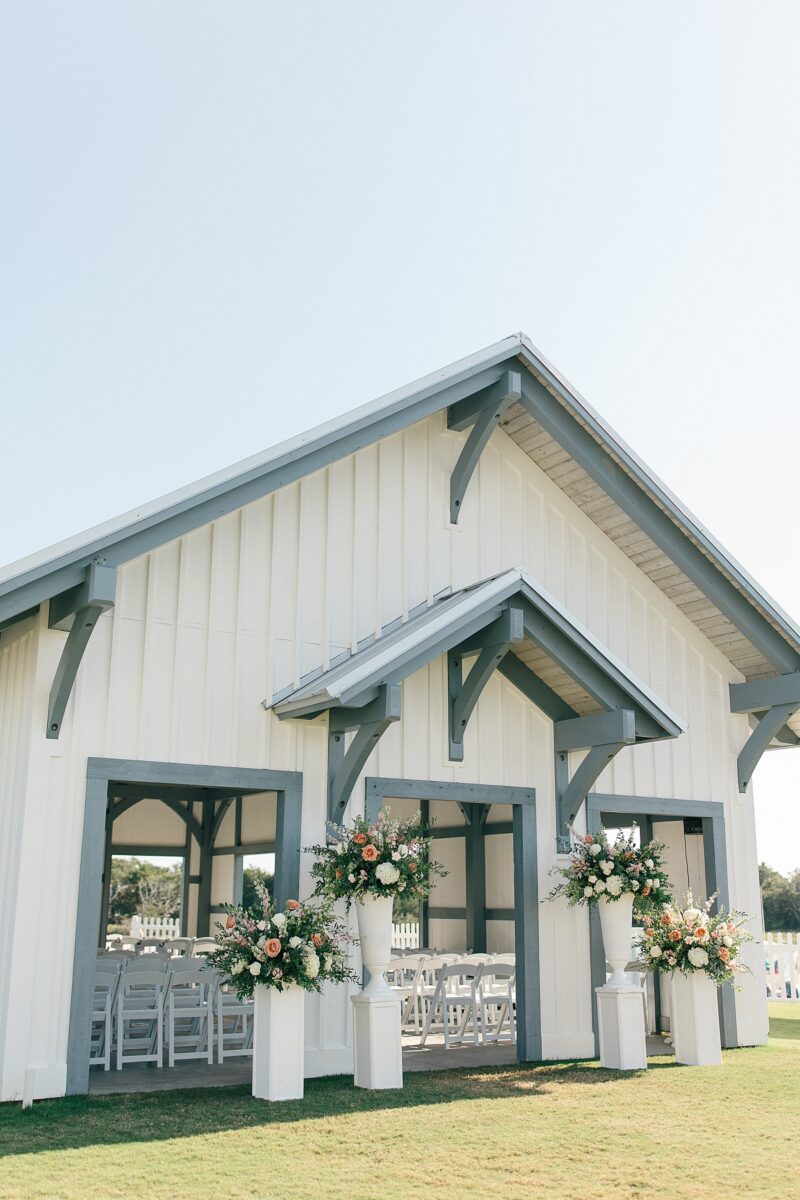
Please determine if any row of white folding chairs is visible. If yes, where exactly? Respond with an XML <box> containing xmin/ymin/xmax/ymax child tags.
<box><xmin>92</xmin><ymin>958</ymin><xmax>253</xmax><ymax>1071</ymax></box>
<box><xmin>103</xmin><ymin>936</ymin><xmax>217</xmax><ymax>958</ymax></box>
<box><xmin>388</xmin><ymin>954</ymin><xmax>516</xmax><ymax>1047</ymax></box>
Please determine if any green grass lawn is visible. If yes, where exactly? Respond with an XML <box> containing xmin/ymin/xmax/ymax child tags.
<box><xmin>1</xmin><ymin>1004</ymin><xmax>798</xmax><ymax>1200</ymax></box>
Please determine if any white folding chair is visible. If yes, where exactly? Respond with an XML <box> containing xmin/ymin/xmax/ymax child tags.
<box><xmin>478</xmin><ymin>963</ymin><xmax>516</xmax><ymax>1044</ymax></box>
<box><xmin>163</xmin><ymin>937</ymin><xmax>194</xmax><ymax>958</ymax></box>
<box><xmin>214</xmin><ymin>976</ymin><xmax>254</xmax><ymax>1062</ymax></box>
<box><xmin>419</xmin><ymin>963</ymin><xmax>483</xmax><ymax>1048</ymax></box>
<box><xmin>192</xmin><ymin>937</ymin><xmax>217</xmax><ymax>957</ymax></box>
<box><xmin>116</xmin><ymin>970</ymin><xmax>166</xmax><ymax>1068</ymax></box>
<box><xmin>90</xmin><ymin>968</ymin><xmax>120</xmax><ymax>1071</ymax></box>
<box><xmin>167</xmin><ymin>967</ymin><xmax>214</xmax><ymax>1066</ymax></box>
<box><xmin>390</xmin><ymin>955</ymin><xmax>426</xmax><ymax>1032</ymax></box>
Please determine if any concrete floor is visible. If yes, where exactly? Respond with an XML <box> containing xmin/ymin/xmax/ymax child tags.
<box><xmin>88</xmin><ymin>1033</ymin><xmax>672</xmax><ymax>1095</ymax></box>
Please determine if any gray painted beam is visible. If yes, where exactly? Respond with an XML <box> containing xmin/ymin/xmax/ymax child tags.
<box><xmin>427</xmin><ymin>906</ymin><xmax>467</xmax><ymax>920</ymax></box>
<box><xmin>211</xmin><ymin>796</ymin><xmax>235</xmax><ymax>842</ymax></box>
<box><xmin>329</xmin><ymin>690</ymin><xmax>401</xmax><ymax>821</ymax></box>
<box><xmin>701</xmin><ymin>813</ymin><xmax>738</xmax><ymax>1048</ymax></box>
<box><xmin>588</xmin><ymin>793</ymin><xmax>725</xmax><ymax>821</ymax></box>
<box><xmin>195</xmin><ymin>798</ymin><xmax>215</xmax><ymax>937</ymax></box>
<box><xmin>557</xmin><ymin>742</ymin><xmax>627</xmax><ymax>836</ymax></box>
<box><xmin>87</xmin><ymin>757</ymin><xmax>301</xmax><ymax>793</ymax></box>
<box><xmin>365</xmin><ymin>776</ymin><xmax>535</xmax><ymax>806</ymax></box>
<box><xmin>211</xmin><ymin>840</ymin><xmax>277</xmax><ymax>857</ymax></box>
<box><xmin>449</xmin><ymin>639</ymin><xmax>514</xmax><ymax>761</ymax></box>
<box><xmin>48</xmin><ymin>564</ymin><xmax>117</xmax><ymax>631</ymax></box>
<box><xmin>513</xmin><ymin>801</ymin><xmax>542</xmax><ymax>1062</ymax></box>
<box><xmin>274</xmin><ymin>785</ymin><xmax>302</xmax><ymax>907</ymax></box>
<box><xmin>730</xmin><ymin>671</ymin><xmax>800</xmax><ymax>713</ymax></box>
<box><xmin>461</xmin><ymin>804</ymin><xmax>489</xmax><ymax>952</ymax></box>
<box><xmin>0</xmin><ymin>605</ymin><xmax>39</xmax><ymax>634</ymax></box>
<box><xmin>737</xmin><ymin>702</ymin><xmax>799</xmax><ymax>792</ymax></box>
<box><xmin>496</xmin><ymin>652</ymin><xmax>579</xmax><ymax>722</ymax></box>
<box><xmin>449</xmin><ymin>371</ymin><xmax>522</xmax><ymax>522</ymax></box>
<box><xmin>554</xmin><ymin>709</ymin><xmax>636</xmax><ymax>752</ymax></box>
<box><xmin>329</xmin><ymin>684</ymin><xmax>402</xmax><ymax>732</ymax></box>
<box><xmin>519</xmin><ymin>372</ymin><xmax>800</xmax><ymax>674</ymax></box>
<box><xmin>46</xmin><ymin>604</ymin><xmax>107</xmax><ymax>739</ymax></box>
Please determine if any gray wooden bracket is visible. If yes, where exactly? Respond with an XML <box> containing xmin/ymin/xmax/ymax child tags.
<box><xmin>448</xmin><ymin>369</ymin><xmax>522</xmax><ymax>523</ymax></box>
<box><xmin>448</xmin><ymin>606</ymin><xmax>524</xmax><ymax>760</ymax></box>
<box><xmin>554</xmin><ymin>709</ymin><xmax>636</xmax><ymax>842</ymax></box>
<box><xmin>46</xmin><ymin>564</ymin><xmax>116</xmax><ymax>739</ymax></box>
<box><xmin>327</xmin><ymin>684</ymin><xmax>402</xmax><ymax>822</ymax></box>
<box><xmin>729</xmin><ymin>672</ymin><xmax>800</xmax><ymax>791</ymax></box>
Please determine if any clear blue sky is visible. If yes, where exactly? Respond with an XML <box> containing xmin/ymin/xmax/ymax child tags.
<box><xmin>2</xmin><ymin>3</ymin><xmax>798</xmax><ymax>870</ymax></box>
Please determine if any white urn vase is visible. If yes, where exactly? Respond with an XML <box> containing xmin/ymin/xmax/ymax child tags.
<box><xmin>352</xmin><ymin>892</ymin><xmax>403</xmax><ymax>1090</ymax></box>
<box><xmin>354</xmin><ymin>893</ymin><xmax>396</xmax><ymax>997</ymax></box>
<box><xmin>252</xmin><ymin>984</ymin><xmax>305</xmax><ymax>1101</ymax></box>
<box><xmin>670</xmin><ymin>970</ymin><xmax>722</xmax><ymax>1067</ymax></box>
<box><xmin>598</xmin><ymin>893</ymin><xmax>635</xmax><ymax>989</ymax></box>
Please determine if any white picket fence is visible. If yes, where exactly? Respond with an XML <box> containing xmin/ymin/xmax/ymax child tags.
<box><xmin>765</xmin><ymin>933</ymin><xmax>800</xmax><ymax>1002</ymax></box>
<box><xmin>392</xmin><ymin>922</ymin><xmax>420</xmax><ymax>950</ymax></box>
<box><xmin>129</xmin><ymin>915</ymin><xmax>181</xmax><ymax>940</ymax></box>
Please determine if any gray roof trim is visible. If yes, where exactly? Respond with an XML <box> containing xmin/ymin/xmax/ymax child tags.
<box><xmin>272</xmin><ymin>567</ymin><xmax>685</xmax><ymax>740</ymax></box>
<box><xmin>1</xmin><ymin>330</ymin><xmax>798</xmax><ymax>678</ymax></box>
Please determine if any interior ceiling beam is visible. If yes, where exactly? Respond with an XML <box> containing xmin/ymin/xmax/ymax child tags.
<box><xmin>448</xmin><ymin>606</ymin><xmax>524</xmax><ymax>761</ymax></box>
<box><xmin>518</xmin><ymin>372</ymin><xmax>800</xmax><ymax>675</ymax></box>
<box><xmin>448</xmin><ymin>370</ymin><xmax>522</xmax><ymax>523</ymax></box>
<box><xmin>327</xmin><ymin>684</ymin><xmax>402</xmax><ymax>822</ymax></box>
<box><xmin>46</xmin><ymin>564</ymin><xmax>116</xmax><ymax>740</ymax></box>
<box><xmin>109</xmin><ymin>792</ymin><xmax>204</xmax><ymax>844</ymax></box>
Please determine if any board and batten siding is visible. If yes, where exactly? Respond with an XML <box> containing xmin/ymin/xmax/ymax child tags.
<box><xmin>0</xmin><ymin>409</ymin><xmax>766</xmax><ymax>1098</ymax></box>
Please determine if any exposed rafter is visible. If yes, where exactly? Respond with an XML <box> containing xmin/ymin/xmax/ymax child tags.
<box><xmin>327</xmin><ymin>685</ymin><xmax>402</xmax><ymax>821</ymax></box>
<box><xmin>554</xmin><ymin>709</ymin><xmax>636</xmax><ymax>839</ymax></box>
<box><xmin>46</xmin><ymin>564</ymin><xmax>116</xmax><ymax>739</ymax></box>
<box><xmin>448</xmin><ymin>370</ymin><xmax>522</xmax><ymax>523</ymax></box>
<box><xmin>729</xmin><ymin>672</ymin><xmax>800</xmax><ymax>791</ymax></box>
<box><xmin>448</xmin><ymin>606</ymin><xmax>523</xmax><ymax>760</ymax></box>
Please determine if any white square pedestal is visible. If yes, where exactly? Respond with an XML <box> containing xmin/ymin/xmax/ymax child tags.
<box><xmin>595</xmin><ymin>986</ymin><xmax>648</xmax><ymax>1071</ymax></box>
<box><xmin>352</xmin><ymin>994</ymin><xmax>403</xmax><ymax>1090</ymax></box>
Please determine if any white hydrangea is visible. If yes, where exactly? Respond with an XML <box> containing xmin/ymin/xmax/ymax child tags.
<box><xmin>588</xmin><ymin>875</ymin><xmax>598</xmax><ymax>884</ymax></box>
<box><xmin>631</xmin><ymin>881</ymin><xmax>640</xmax><ymax>891</ymax></box>
<box><xmin>723</xmin><ymin>935</ymin><xmax>733</xmax><ymax>948</ymax></box>
<box><xmin>303</xmin><ymin>950</ymin><xmax>320</xmax><ymax>979</ymax></box>
<box><xmin>375</xmin><ymin>862</ymin><xmax>400</xmax><ymax>886</ymax></box>
<box><xmin>605</xmin><ymin>875</ymin><xmax>623</xmax><ymax>897</ymax></box>
<box><xmin>249</xmin><ymin>962</ymin><xmax>262</xmax><ymax>976</ymax></box>
<box><xmin>600</xmin><ymin>860</ymin><xmax>614</xmax><ymax>875</ymax></box>
<box><xmin>683</xmin><ymin>907</ymin><xmax>702</xmax><ymax>925</ymax></box>
<box><xmin>594</xmin><ymin>880</ymin><xmax>607</xmax><ymax>894</ymax></box>
<box><xmin>232</xmin><ymin>960</ymin><xmax>247</xmax><ymax>975</ymax></box>
<box><xmin>688</xmin><ymin>947</ymin><xmax>709</xmax><ymax>968</ymax></box>
<box><xmin>589</xmin><ymin>844</ymin><xmax>602</xmax><ymax>857</ymax></box>
<box><xmin>583</xmin><ymin>886</ymin><xmax>594</xmax><ymax>897</ymax></box>
<box><xmin>645</xmin><ymin>858</ymin><xmax>654</xmax><ymax>870</ymax></box>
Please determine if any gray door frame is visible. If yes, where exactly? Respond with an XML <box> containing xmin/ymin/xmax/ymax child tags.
<box><xmin>586</xmin><ymin>792</ymin><xmax>737</xmax><ymax>1050</ymax></box>
<box><xmin>67</xmin><ymin>757</ymin><xmax>303</xmax><ymax>1096</ymax></box>
<box><xmin>365</xmin><ymin>776</ymin><xmax>541</xmax><ymax>1063</ymax></box>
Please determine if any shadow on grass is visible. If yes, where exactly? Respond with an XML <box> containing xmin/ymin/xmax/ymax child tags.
<box><xmin>0</xmin><ymin>1057</ymin><xmax>673</xmax><ymax>1158</ymax></box>
<box><xmin>768</xmin><ymin>1014</ymin><xmax>800</xmax><ymax>1042</ymax></box>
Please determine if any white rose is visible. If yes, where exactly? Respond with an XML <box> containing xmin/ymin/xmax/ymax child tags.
<box><xmin>687</xmin><ymin>947</ymin><xmax>709</xmax><ymax>968</ymax></box>
<box><xmin>683</xmin><ymin>908</ymin><xmax>702</xmax><ymax>925</ymax></box>
<box><xmin>336</xmin><ymin>842</ymin><xmax>346</xmax><ymax>855</ymax></box>
<box><xmin>257</xmin><ymin>920</ymin><xmax>267</xmax><ymax>931</ymax></box>
<box><xmin>289</xmin><ymin>936</ymin><xmax>302</xmax><ymax>949</ymax></box>
<box><xmin>348</xmin><ymin>874</ymin><xmax>356</xmax><ymax>883</ymax></box>
<box><xmin>723</xmin><ymin>935</ymin><xmax>733</xmax><ymax>948</ymax></box>
<box><xmin>589</xmin><ymin>844</ymin><xmax>602</xmax><ymax>857</ymax></box>
<box><xmin>272</xmin><ymin>913</ymin><xmax>286</xmax><ymax>928</ymax></box>
<box><xmin>249</xmin><ymin>962</ymin><xmax>262</xmax><ymax>976</ymax></box>
<box><xmin>375</xmin><ymin>862</ymin><xmax>400</xmax><ymax>885</ymax></box>
<box><xmin>605</xmin><ymin>876</ymin><xmax>623</xmax><ymax>896</ymax></box>
<box><xmin>588</xmin><ymin>875</ymin><xmax>598</xmax><ymax>884</ymax></box>
<box><xmin>303</xmin><ymin>950</ymin><xmax>320</xmax><ymax>979</ymax></box>
<box><xmin>649</xmin><ymin>945</ymin><xmax>662</xmax><ymax>958</ymax></box>
<box><xmin>391</xmin><ymin>851</ymin><xmax>401</xmax><ymax>861</ymax></box>
<box><xmin>631</xmin><ymin>881</ymin><xmax>640</xmax><ymax>891</ymax></box>
<box><xmin>322</xmin><ymin>954</ymin><xmax>332</xmax><ymax>971</ymax></box>
<box><xmin>584</xmin><ymin>886</ymin><xmax>594</xmax><ymax>897</ymax></box>
<box><xmin>600</xmin><ymin>861</ymin><xmax>614</xmax><ymax>875</ymax></box>
<box><xmin>645</xmin><ymin>859</ymin><xmax>654</xmax><ymax>870</ymax></box>
<box><xmin>594</xmin><ymin>880</ymin><xmax>607</xmax><ymax>894</ymax></box>
<box><xmin>398</xmin><ymin>845</ymin><xmax>409</xmax><ymax>858</ymax></box>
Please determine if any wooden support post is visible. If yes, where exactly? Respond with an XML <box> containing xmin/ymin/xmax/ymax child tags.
<box><xmin>513</xmin><ymin>801</ymin><xmax>541</xmax><ymax>1062</ymax></box>
<box><xmin>196</xmin><ymin>796</ymin><xmax>214</xmax><ymax>937</ymax></box>
<box><xmin>701</xmin><ymin>814</ymin><xmax>738</xmax><ymax>1048</ymax></box>
<box><xmin>461</xmin><ymin>804</ymin><xmax>489</xmax><ymax>952</ymax></box>
<box><xmin>97</xmin><ymin>799</ymin><xmax>114</xmax><ymax>948</ymax></box>
<box><xmin>274</xmin><ymin>785</ymin><xmax>302</xmax><ymax>908</ymax></box>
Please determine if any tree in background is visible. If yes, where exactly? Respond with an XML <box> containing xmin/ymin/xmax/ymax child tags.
<box><xmin>108</xmin><ymin>858</ymin><xmax>182</xmax><ymax>930</ymax></box>
<box><xmin>760</xmin><ymin>863</ymin><xmax>800</xmax><ymax>932</ymax></box>
<box><xmin>242</xmin><ymin>866</ymin><xmax>273</xmax><ymax>909</ymax></box>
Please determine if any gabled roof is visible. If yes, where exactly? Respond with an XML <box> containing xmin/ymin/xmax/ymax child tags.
<box><xmin>272</xmin><ymin>568</ymin><xmax>685</xmax><ymax>743</ymax></box>
<box><xmin>2</xmin><ymin>333</ymin><xmax>799</xmax><ymax>713</ymax></box>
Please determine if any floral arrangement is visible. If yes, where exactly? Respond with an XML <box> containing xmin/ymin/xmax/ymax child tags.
<box><xmin>207</xmin><ymin>878</ymin><xmax>357</xmax><ymax>998</ymax></box>
<box><xmin>639</xmin><ymin>893</ymin><xmax>752</xmax><ymax>985</ymax></box>
<box><xmin>307</xmin><ymin>808</ymin><xmax>446</xmax><ymax>905</ymax></box>
<box><xmin>548</xmin><ymin>825</ymin><xmax>671</xmax><ymax>914</ymax></box>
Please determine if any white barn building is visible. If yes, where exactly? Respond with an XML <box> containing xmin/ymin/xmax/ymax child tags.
<box><xmin>1</xmin><ymin>333</ymin><xmax>797</xmax><ymax>1101</ymax></box>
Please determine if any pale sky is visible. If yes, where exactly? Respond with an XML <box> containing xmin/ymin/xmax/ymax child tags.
<box><xmin>2</xmin><ymin>3</ymin><xmax>798</xmax><ymax>871</ymax></box>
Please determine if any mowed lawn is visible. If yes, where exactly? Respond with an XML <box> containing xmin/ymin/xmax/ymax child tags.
<box><xmin>1</xmin><ymin>1005</ymin><xmax>798</xmax><ymax>1200</ymax></box>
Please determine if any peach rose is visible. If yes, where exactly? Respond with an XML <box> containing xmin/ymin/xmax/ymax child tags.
<box><xmin>312</xmin><ymin>933</ymin><xmax>325</xmax><ymax>948</ymax></box>
<box><xmin>286</xmin><ymin>899</ymin><xmax>300</xmax><ymax>910</ymax></box>
<box><xmin>584</xmin><ymin>835</ymin><xmax>594</xmax><ymax>845</ymax></box>
<box><xmin>353</xmin><ymin>833</ymin><xmax>367</xmax><ymax>845</ymax></box>
<box><xmin>659</xmin><ymin>913</ymin><xmax>672</xmax><ymax>927</ymax></box>
<box><xmin>718</xmin><ymin>946</ymin><xmax>731</xmax><ymax>961</ymax></box>
<box><xmin>265</xmin><ymin>939</ymin><xmax>282</xmax><ymax>958</ymax></box>
<box><xmin>362</xmin><ymin>844</ymin><xmax>379</xmax><ymax>862</ymax></box>
<box><xmin>669</xmin><ymin>930</ymin><xmax>681</xmax><ymax>942</ymax></box>
<box><xmin>408</xmin><ymin>862</ymin><xmax>417</xmax><ymax>872</ymax></box>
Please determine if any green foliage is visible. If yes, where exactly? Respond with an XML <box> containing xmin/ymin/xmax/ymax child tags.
<box><xmin>107</xmin><ymin>858</ymin><xmax>182</xmax><ymax>927</ymax></box>
<box><xmin>242</xmin><ymin>866</ymin><xmax>273</xmax><ymax>911</ymax></box>
<box><xmin>760</xmin><ymin>862</ymin><xmax>800</xmax><ymax>932</ymax></box>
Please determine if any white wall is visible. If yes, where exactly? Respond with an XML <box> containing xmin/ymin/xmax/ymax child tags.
<box><xmin>0</xmin><ymin>409</ymin><xmax>768</xmax><ymax>1098</ymax></box>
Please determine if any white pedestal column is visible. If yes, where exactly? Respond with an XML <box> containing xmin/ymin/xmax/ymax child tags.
<box><xmin>670</xmin><ymin>971</ymin><xmax>722</xmax><ymax>1066</ymax></box>
<box><xmin>252</xmin><ymin>985</ymin><xmax>305</xmax><ymax>1101</ymax></box>
<box><xmin>352</xmin><ymin>894</ymin><xmax>403</xmax><ymax>1090</ymax></box>
<box><xmin>595</xmin><ymin>986</ymin><xmax>648</xmax><ymax>1071</ymax></box>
